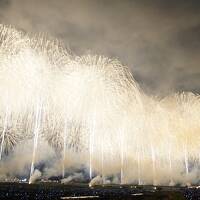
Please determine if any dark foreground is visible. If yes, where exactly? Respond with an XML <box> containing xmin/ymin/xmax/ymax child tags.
<box><xmin>0</xmin><ymin>182</ymin><xmax>199</xmax><ymax>200</ymax></box>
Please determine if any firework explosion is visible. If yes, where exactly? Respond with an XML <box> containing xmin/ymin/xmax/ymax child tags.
<box><xmin>0</xmin><ymin>24</ymin><xmax>200</xmax><ymax>186</ymax></box>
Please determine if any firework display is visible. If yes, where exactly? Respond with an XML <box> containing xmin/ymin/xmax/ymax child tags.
<box><xmin>0</xmin><ymin>24</ymin><xmax>200</xmax><ymax>186</ymax></box>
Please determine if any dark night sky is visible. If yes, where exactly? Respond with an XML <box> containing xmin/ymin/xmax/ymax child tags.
<box><xmin>0</xmin><ymin>0</ymin><xmax>200</xmax><ymax>95</ymax></box>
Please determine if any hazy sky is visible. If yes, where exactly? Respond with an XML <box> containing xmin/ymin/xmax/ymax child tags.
<box><xmin>0</xmin><ymin>0</ymin><xmax>200</xmax><ymax>95</ymax></box>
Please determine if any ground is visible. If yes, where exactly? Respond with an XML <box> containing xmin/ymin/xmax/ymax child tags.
<box><xmin>0</xmin><ymin>182</ymin><xmax>199</xmax><ymax>199</ymax></box>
